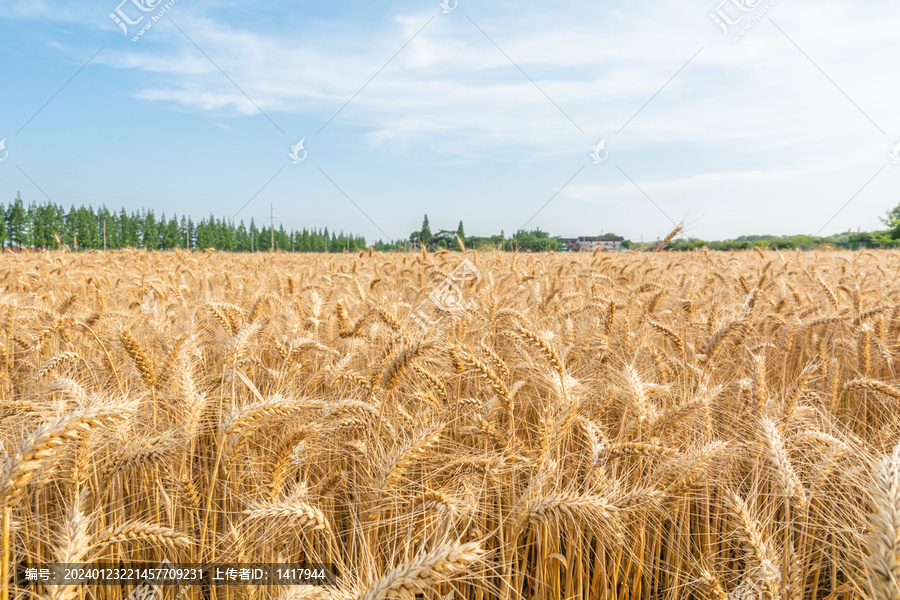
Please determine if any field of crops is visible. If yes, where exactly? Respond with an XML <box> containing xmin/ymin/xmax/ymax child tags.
<box><xmin>2</xmin><ymin>248</ymin><xmax>900</xmax><ymax>600</ymax></box>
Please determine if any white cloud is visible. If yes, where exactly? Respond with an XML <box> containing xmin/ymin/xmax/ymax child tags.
<box><xmin>4</xmin><ymin>0</ymin><xmax>899</xmax><ymax>239</ymax></box>
<box><xmin>87</xmin><ymin>0</ymin><xmax>894</xmax><ymax>158</ymax></box>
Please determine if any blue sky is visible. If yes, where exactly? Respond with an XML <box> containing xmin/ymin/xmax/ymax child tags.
<box><xmin>0</xmin><ymin>0</ymin><xmax>898</xmax><ymax>243</ymax></box>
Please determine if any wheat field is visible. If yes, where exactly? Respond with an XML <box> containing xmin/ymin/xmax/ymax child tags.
<box><xmin>1</xmin><ymin>247</ymin><xmax>900</xmax><ymax>600</ymax></box>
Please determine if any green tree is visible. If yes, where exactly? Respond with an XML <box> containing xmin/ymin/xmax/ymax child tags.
<box><xmin>27</xmin><ymin>203</ymin><xmax>50</xmax><ymax>249</ymax></box>
<box><xmin>420</xmin><ymin>215</ymin><xmax>432</xmax><ymax>242</ymax></box>
<box><xmin>142</xmin><ymin>209</ymin><xmax>159</xmax><ymax>249</ymax></box>
<box><xmin>236</xmin><ymin>220</ymin><xmax>249</xmax><ymax>251</ymax></box>
<box><xmin>847</xmin><ymin>231</ymin><xmax>873</xmax><ymax>249</ymax></box>
<box><xmin>505</xmin><ymin>228</ymin><xmax>557</xmax><ymax>252</ymax></box>
<box><xmin>220</xmin><ymin>217</ymin><xmax>236</xmax><ymax>251</ymax></box>
<box><xmin>64</xmin><ymin>205</ymin><xmax>80</xmax><ymax>248</ymax></box>
<box><xmin>276</xmin><ymin>224</ymin><xmax>289</xmax><ymax>251</ymax></box>
<box><xmin>300</xmin><ymin>228</ymin><xmax>311</xmax><ymax>252</ymax></box>
<box><xmin>119</xmin><ymin>209</ymin><xmax>139</xmax><ymax>247</ymax></box>
<box><xmin>249</xmin><ymin>219</ymin><xmax>259</xmax><ymax>251</ymax></box>
<box><xmin>85</xmin><ymin>206</ymin><xmax>100</xmax><ymax>249</ymax></box>
<box><xmin>100</xmin><ymin>207</ymin><xmax>119</xmax><ymax>248</ymax></box>
<box><xmin>195</xmin><ymin>215</ymin><xmax>216</xmax><ymax>249</ymax></box>
<box><xmin>881</xmin><ymin>202</ymin><xmax>900</xmax><ymax>239</ymax></box>
<box><xmin>161</xmin><ymin>214</ymin><xmax>180</xmax><ymax>249</ymax></box>
<box><xmin>6</xmin><ymin>193</ymin><xmax>28</xmax><ymax>248</ymax></box>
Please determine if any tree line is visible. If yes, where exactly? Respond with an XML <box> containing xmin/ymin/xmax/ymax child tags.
<box><xmin>410</xmin><ymin>214</ymin><xmax>562</xmax><ymax>252</ymax></box>
<box><xmin>0</xmin><ymin>193</ymin><xmax>368</xmax><ymax>252</ymax></box>
<box><xmin>4</xmin><ymin>193</ymin><xmax>898</xmax><ymax>253</ymax></box>
<box><xmin>0</xmin><ymin>198</ymin><xmax>575</xmax><ymax>253</ymax></box>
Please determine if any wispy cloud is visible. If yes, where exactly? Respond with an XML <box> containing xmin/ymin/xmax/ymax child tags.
<box><xmin>86</xmin><ymin>2</ymin><xmax>895</xmax><ymax>157</ymax></box>
<box><xmin>2</xmin><ymin>0</ymin><xmax>898</xmax><ymax>240</ymax></box>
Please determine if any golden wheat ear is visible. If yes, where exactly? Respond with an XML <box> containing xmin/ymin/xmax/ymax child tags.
<box><xmin>864</xmin><ymin>442</ymin><xmax>900</xmax><ymax>600</ymax></box>
<box><xmin>357</xmin><ymin>541</ymin><xmax>483</xmax><ymax>600</ymax></box>
<box><xmin>0</xmin><ymin>403</ymin><xmax>133</xmax><ymax>507</ymax></box>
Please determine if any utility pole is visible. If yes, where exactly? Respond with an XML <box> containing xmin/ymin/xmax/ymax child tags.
<box><xmin>270</xmin><ymin>204</ymin><xmax>275</xmax><ymax>253</ymax></box>
<box><xmin>103</xmin><ymin>220</ymin><xmax>106</xmax><ymax>251</ymax></box>
<box><xmin>186</xmin><ymin>224</ymin><xmax>190</xmax><ymax>251</ymax></box>
<box><xmin>251</xmin><ymin>231</ymin><xmax>254</xmax><ymax>253</ymax></box>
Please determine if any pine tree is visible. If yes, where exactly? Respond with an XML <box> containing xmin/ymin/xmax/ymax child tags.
<box><xmin>6</xmin><ymin>193</ymin><xmax>27</xmax><ymax>248</ymax></box>
<box><xmin>84</xmin><ymin>206</ymin><xmax>99</xmax><ymax>248</ymax></box>
<box><xmin>182</xmin><ymin>216</ymin><xmax>188</xmax><ymax>249</ymax></box>
<box><xmin>220</xmin><ymin>217</ymin><xmax>235</xmax><ymax>251</ymax></box>
<box><xmin>186</xmin><ymin>216</ymin><xmax>195</xmax><ymax>249</ymax></box>
<box><xmin>162</xmin><ymin>214</ymin><xmax>180</xmax><ymax>249</ymax></box>
<box><xmin>27</xmin><ymin>203</ymin><xmax>46</xmax><ymax>249</ymax></box>
<box><xmin>236</xmin><ymin>220</ymin><xmax>249</xmax><ymax>251</ymax></box>
<box><xmin>300</xmin><ymin>228</ymin><xmax>310</xmax><ymax>252</ymax></box>
<box><xmin>421</xmin><ymin>214</ymin><xmax>432</xmax><ymax>243</ymax></box>
<box><xmin>249</xmin><ymin>219</ymin><xmax>259</xmax><ymax>252</ymax></box>
<box><xmin>142</xmin><ymin>209</ymin><xmax>158</xmax><ymax>249</ymax></box>
<box><xmin>0</xmin><ymin>195</ymin><xmax>375</xmax><ymax>253</ymax></box>
<box><xmin>276</xmin><ymin>224</ymin><xmax>288</xmax><ymax>251</ymax></box>
<box><xmin>119</xmin><ymin>209</ymin><xmax>137</xmax><ymax>247</ymax></box>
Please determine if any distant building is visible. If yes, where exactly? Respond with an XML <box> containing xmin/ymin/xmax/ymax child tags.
<box><xmin>560</xmin><ymin>235</ymin><xmax>624</xmax><ymax>252</ymax></box>
<box><xmin>408</xmin><ymin>236</ymin><xmax>445</xmax><ymax>251</ymax></box>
